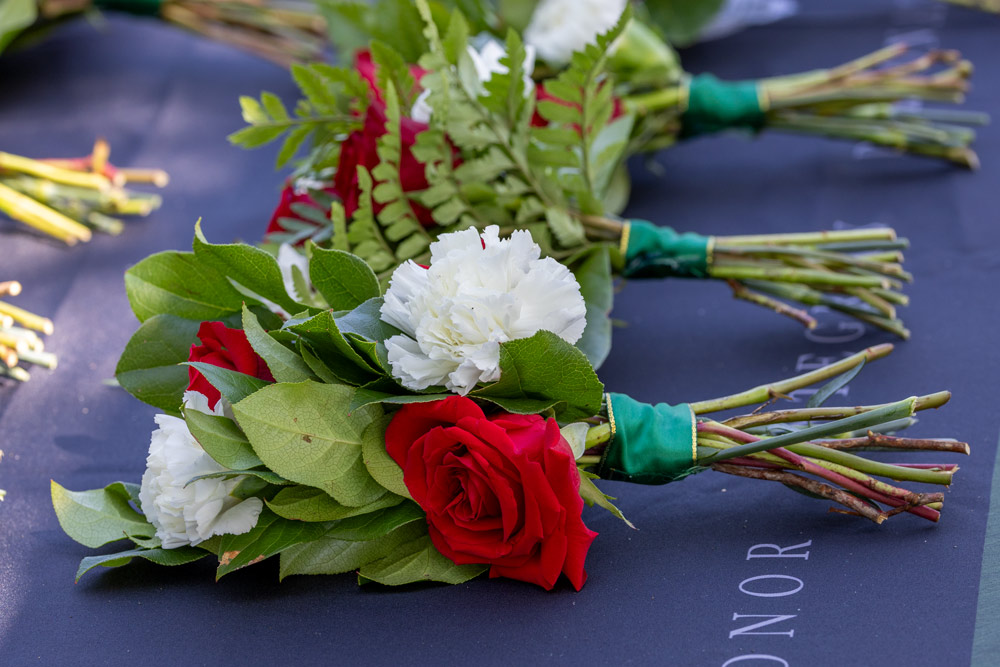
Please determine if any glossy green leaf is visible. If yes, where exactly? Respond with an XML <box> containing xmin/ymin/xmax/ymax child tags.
<box><xmin>124</xmin><ymin>250</ymin><xmax>245</xmax><ymax>323</ymax></box>
<box><xmin>183</xmin><ymin>409</ymin><xmax>263</xmax><ymax>470</ymax></box>
<box><xmin>267</xmin><ymin>485</ymin><xmax>403</xmax><ymax>522</ymax></box>
<box><xmin>215</xmin><ymin>509</ymin><xmax>327</xmax><ymax>579</ymax></box>
<box><xmin>75</xmin><ymin>547</ymin><xmax>208</xmax><ymax>583</ymax></box>
<box><xmin>308</xmin><ymin>244</ymin><xmax>381</xmax><ymax>310</ymax></box>
<box><xmin>242</xmin><ymin>305</ymin><xmax>316</xmax><ymax>383</ymax></box>
<box><xmin>115</xmin><ymin>314</ymin><xmax>201</xmax><ymax>412</ymax></box>
<box><xmin>52</xmin><ymin>481</ymin><xmax>154</xmax><ymax>549</ymax></box>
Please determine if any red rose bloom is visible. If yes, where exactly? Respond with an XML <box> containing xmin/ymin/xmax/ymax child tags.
<box><xmin>333</xmin><ymin>100</ymin><xmax>435</xmax><ymax>225</ymax></box>
<box><xmin>386</xmin><ymin>396</ymin><xmax>597</xmax><ymax>590</ymax></box>
<box><xmin>187</xmin><ymin>322</ymin><xmax>275</xmax><ymax>409</ymax></box>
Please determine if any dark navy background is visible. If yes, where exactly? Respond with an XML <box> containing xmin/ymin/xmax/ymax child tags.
<box><xmin>1</xmin><ymin>1</ymin><xmax>998</xmax><ymax>664</ymax></box>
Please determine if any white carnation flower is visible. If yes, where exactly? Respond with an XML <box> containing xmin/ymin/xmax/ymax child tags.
<box><xmin>411</xmin><ymin>39</ymin><xmax>536</xmax><ymax>124</ymax></box>
<box><xmin>380</xmin><ymin>225</ymin><xmax>587</xmax><ymax>395</ymax></box>
<box><xmin>524</xmin><ymin>0</ymin><xmax>628</xmax><ymax>66</ymax></box>
<box><xmin>138</xmin><ymin>391</ymin><xmax>263</xmax><ymax>549</ymax></box>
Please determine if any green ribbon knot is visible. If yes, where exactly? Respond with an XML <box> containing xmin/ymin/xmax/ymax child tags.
<box><xmin>622</xmin><ymin>219</ymin><xmax>711</xmax><ymax>279</ymax></box>
<box><xmin>681</xmin><ymin>73</ymin><xmax>767</xmax><ymax>138</ymax></box>
<box><xmin>95</xmin><ymin>0</ymin><xmax>163</xmax><ymax>17</ymax></box>
<box><xmin>597</xmin><ymin>393</ymin><xmax>703</xmax><ymax>485</ymax></box>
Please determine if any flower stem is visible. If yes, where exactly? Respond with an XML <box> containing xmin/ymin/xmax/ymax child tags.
<box><xmin>689</xmin><ymin>344</ymin><xmax>893</xmax><ymax>414</ymax></box>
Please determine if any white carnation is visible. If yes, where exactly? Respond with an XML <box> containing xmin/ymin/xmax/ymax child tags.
<box><xmin>138</xmin><ymin>391</ymin><xmax>263</xmax><ymax>549</ymax></box>
<box><xmin>411</xmin><ymin>39</ymin><xmax>536</xmax><ymax>124</ymax></box>
<box><xmin>524</xmin><ymin>0</ymin><xmax>628</xmax><ymax>66</ymax></box>
<box><xmin>380</xmin><ymin>225</ymin><xmax>587</xmax><ymax>395</ymax></box>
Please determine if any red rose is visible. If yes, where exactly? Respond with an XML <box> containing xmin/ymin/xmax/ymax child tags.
<box><xmin>332</xmin><ymin>100</ymin><xmax>435</xmax><ymax>226</ymax></box>
<box><xmin>187</xmin><ymin>322</ymin><xmax>275</xmax><ymax>409</ymax></box>
<box><xmin>386</xmin><ymin>396</ymin><xmax>597</xmax><ymax>590</ymax></box>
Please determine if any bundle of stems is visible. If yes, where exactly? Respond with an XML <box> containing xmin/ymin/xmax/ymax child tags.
<box><xmin>581</xmin><ymin>344</ymin><xmax>967</xmax><ymax>523</ymax></box>
<box><xmin>34</xmin><ymin>0</ymin><xmax>326</xmax><ymax>66</ymax></box>
<box><xmin>583</xmin><ymin>217</ymin><xmax>912</xmax><ymax>338</ymax></box>
<box><xmin>0</xmin><ymin>281</ymin><xmax>56</xmax><ymax>382</ymax></box>
<box><xmin>0</xmin><ymin>138</ymin><xmax>167</xmax><ymax>245</ymax></box>
<box><xmin>625</xmin><ymin>43</ymin><xmax>987</xmax><ymax>168</ymax></box>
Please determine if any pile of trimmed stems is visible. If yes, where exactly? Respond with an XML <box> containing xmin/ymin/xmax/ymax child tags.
<box><xmin>34</xmin><ymin>0</ymin><xmax>326</xmax><ymax>67</ymax></box>
<box><xmin>0</xmin><ymin>139</ymin><xmax>167</xmax><ymax>245</ymax></box>
<box><xmin>0</xmin><ymin>281</ymin><xmax>56</xmax><ymax>382</ymax></box>
<box><xmin>582</xmin><ymin>344</ymin><xmax>966</xmax><ymax>524</ymax></box>
<box><xmin>626</xmin><ymin>43</ymin><xmax>988</xmax><ymax>168</ymax></box>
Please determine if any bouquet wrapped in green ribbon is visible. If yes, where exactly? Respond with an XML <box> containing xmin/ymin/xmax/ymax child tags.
<box><xmin>53</xmin><ymin>224</ymin><xmax>966</xmax><ymax>590</ymax></box>
<box><xmin>236</xmin><ymin>1</ymin><xmax>913</xmax><ymax>372</ymax></box>
<box><xmin>315</xmin><ymin>1</ymin><xmax>987</xmax><ymax>169</ymax></box>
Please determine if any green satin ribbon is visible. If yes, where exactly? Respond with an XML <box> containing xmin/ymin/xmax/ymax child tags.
<box><xmin>621</xmin><ymin>219</ymin><xmax>711</xmax><ymax>279</ymax></box>
<box><xmin>95</xmin><ymin>0</ymin><xmax>163</xmax><ymax>17</ymax></box>
<box><xmin>596</xmin><ymin>393</ymin><xmax>703</xmax><ymax>485</ymax></box>
<box><xmin>680</xmin><ymin>73</ymin><xmax>767</xmax><ymax>138</ymax></box>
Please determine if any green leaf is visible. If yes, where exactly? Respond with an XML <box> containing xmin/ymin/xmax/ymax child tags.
<box><xmin>278</xmin><ymin>520</ymin><xmax>424</xmax><ymax>580</ymax></box>
<box><xmin>124</xmin><ymin>251</ymin><xmax>245</xmax><ymax>323</ymax></box>
<box><xmin>215</xmin><ymin>509</ymin><xmax>327</xmax><ymax>579</ymax></box>
<box><xmin>360</xmin><ymin>533</ymin><xmax>486</xmax><ymax>586</ymax></box>
<box><xmin>360</xmin><ymin>413</ymin><xmax>412</xmax><ymax>499</ymax></box>
<box><xmin>232</xmin><ymin>381</ymin><xmax>387</xmax><ymax>507</ymax></box>
<box><xmin>75</xmin><ymin>547</ymin><xmax>207</xmax><ymax>583</ymax></box>
<box><xmin>193</xmin><ymin>222</ymin><xmax>304</xmax><ymax>316</ymax></box>
<box><xmin>287</xmin><ymin>310</ymin><xmax>381</xmax><ymax>383</ymax></box>
<box><xmin>572</xmin><ymin>246</ymin><xmax>614</xmax><ymax>369</ymax></box>
<box><xmin>115</xmin><ymin>314</ymin><xmax>201</xmax><ymax>412</ymax></box>
<box><xmin>308</xmin><ymin>245</ymin><xmax>381</xmax><ymax>310</ymax></box>
<box><xmin>545</xmin><ymin>208</ymin><xmax>585</xmax><ymax>247</ymax></box>
<box><xmin>350</xmin><ymin>387</ymin><xmax>452</xmax><ymax>412</ymax></box>
<box><xmin>184</xmin><ymin>409</ymin><xmax>263</xmax><ymax>470</ymax></box>
<box><xmin>0</xmin><ymin>0</ymin><xmax>37</xmax><ymax>53</ymax></box>
<box><xmin>807</xmin><ymin>358</ymin><xmax>866</xmax><ymax>409</ymax></box>
<box><xmin>51</xmin><ymin>481</ymin><xmax>154</xmax><ymax>549</ymax></box>
<box><xmin>642</xmin><ymin>0</ymin><xmax>727</xmax><ymax>47</ymax></box>
<box><xmin>184</xmin><ymin>362</ymin><xmax>269</xmax><ymax>405</ymax></box>
<box><xmin>579</xmin><ymin>471</ymin><xmax>635</xmax><ymax>529</ymax></box>
<box><xmin>242</xmin><ymin>305</ymin><xmax>316</xmax><ymax>384</ymax></box>
<box><xmin>325</xmin><ymin>501</ymin><xmax>424</xmax><ymax>541</ymax></box>
<box><xmin>472</xmin><ymin>330</ymin><xmax>604</xmax><ymax>421</ymax></box>
<box><xmin>186</xmin><ymin>469</ymin><xmax>292</xmax><ymax>486</ymax></box>
<box><xmin>267</xmin><ymin>485</ymin><xmax>403</xmax><ymax>522</ymax></box>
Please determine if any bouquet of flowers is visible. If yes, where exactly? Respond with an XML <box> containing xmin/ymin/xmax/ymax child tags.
<box><xmin>0</xmin><ymin>280</ymin><xmax>55</xmax><ymax>382</ymax></box>
<box><xmin>53</xmin><ymin>225</ymin><xmax>966</xmax><ymax>589</ymax></box>
<box><xmin>0</xmin><ymin>139</ymin><xmax>167</xmax><ymax>244</ymax></box>
<box><xmin>234</xmin><ymin>2</ymin><xmax>914</xmax><ymax>372</ymax></box>
<box><xmin>315</xmin><ymin>1</ymin><xmax>986</xmax><ymax>170</ymax></box>
<box><xmin>0</xmin><ymin>0</ymin><xmax>325</xmax><ymax>65</ymax></box>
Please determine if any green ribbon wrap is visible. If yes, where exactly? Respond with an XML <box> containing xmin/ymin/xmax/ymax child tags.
<box><xmin>95</xmin><ymin>0</ymin><xmax>163</xmax><ymax>17</ymax></box>
<box><xmin>596</xmin><ymin>393</ymin><xmax>702</xmax><ymax>485</ymax></box>
<box><xmin>680</xmin><ymin>73</ymin><xmax>767</xmax><ymax>138</ymax></box>
<box><xmin>621</xmin><ymin>219</ymin><xmax>711</xmax><ymax>279</ymax></box>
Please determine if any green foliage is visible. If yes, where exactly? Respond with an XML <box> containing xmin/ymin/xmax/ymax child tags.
<box><xmin>533</xmin><ymin>6</ymin><xmax>634</xmax><ymax>217</ymax></box>
<box><xmin>308</xmin><ymin>244</ymin><xmax>381</xmax><ymax>310</ymax></box>
<box><xmin>360</xmin><ymin>414</ymin><xmax>412</xmax><ymax>499</ymax></box>
<box><xmin>75</xmin><ymin>547</ymin><xmax>208</xmax><ymax>583</ymax></box>
<box><xmin>184</xmin><ymin>362</ymin><xmax>271</xmax><ymax>405</ymax></box>
<box><xmin>242</xmin><ymin>305</ymin><xmax>317</xmax><ymax>384</ymax></box>
<box><xmin>0</xmin><ymin>0</ymin><xmax>36</xmax><ymax>53</ymax></box>
<box><xmin>232</xmin><ymin>381</ymin><xmax>387</xmax><ymax>507</ymax></box>
<box><xmin>572</xmin><ymin>245</ymin><xmax>615</xmax><ymax>368</ymax></box>
<box><xmin>360</xmin><ymin>533</ymin><xmax>486</xmax><ymax>585</ymax></box>
<box><xmin>184</xmin><ymin>410</ymin><xmax>264</xmax><ymax>470</ymax></box>
<box><xmin>578</xmin><ymin>471</ymin><xmax>635</xmax><ymax>529</ymax></box>
<box><xmin>115</xmin><ymin>314</ymin><xmax>201</xmax><ymax>412</ymax></box>
<box><xmin>215</xmin><ymin>509</ymin><xmax>328</xmax><ymax>579</ymax></box>
<box><xmin>227</xmin><ymin>63</ymin><xmax>368</xmax><ymax>169</ymax></box>
<box><xmin>279</xmin><ymin>521</ymin><xmax>425</xmax><ymax>580</ymax></box>
<box><xmin>51</xmin><ymin>481</ymin><xmax>154</xmax><ymax>549</ymax></box>
<box><xmin>471</xmin><ymin>330</ymin><xmax>605</xmax><ymax>422</ymax></box>
<box><xmin>267</xmin><ymin>485</ymin><xmax>404</xmax><ymax>522</ymax></box>
<box><xmin>641</xmin><ymin>0</ymin><xmax>727</xmax><ymax>48</ymax></box>
<box><xmin>193</xmin><ymin>221</ymin><xmax>307</xmax><ymax>316</ymax></box>
<box><xmin>124</xmin><ymin>251</ymin><xmax>246</xmax><ymax>323</ymax></box>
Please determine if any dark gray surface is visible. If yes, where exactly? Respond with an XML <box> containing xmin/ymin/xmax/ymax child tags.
<box><xmin>1</xmin><ymin>2</ymin><xmax>998</xmax><ymax>665</ymax></box>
